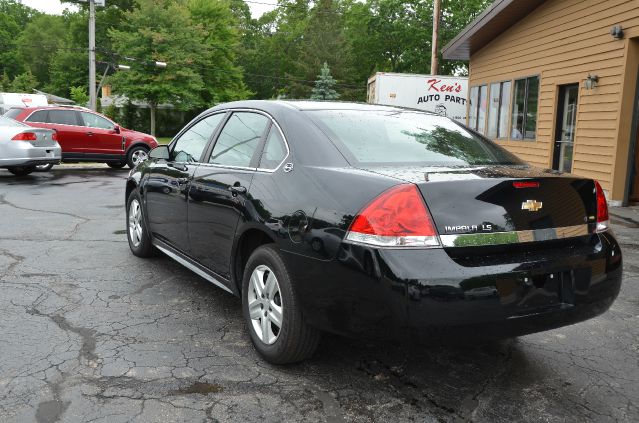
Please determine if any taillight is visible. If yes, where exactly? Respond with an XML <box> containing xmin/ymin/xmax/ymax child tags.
<box><xmin>12</xmin><ymin>132</ymin><xmax>37</xmax><ymax>141</ymax></box>
<box><xmin>345</xmin><ymin>184</ymin><xmax>440</xmax><ymax>248</ymax></box>
<box><xmin>595</xmin><ymin>180</ymin><xmax>609</xmax><ymax>233</ymax></box>
<box><xmin>51</xmin><ymin>131</ymin><xmax>58</xmax><ymax>141</ymax></box>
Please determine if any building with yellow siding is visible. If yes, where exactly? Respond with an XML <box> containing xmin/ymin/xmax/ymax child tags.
<box><xmin>443</xmin><ymin>0</ymin><xmax>639</xmax><ymax>205</ymax></box>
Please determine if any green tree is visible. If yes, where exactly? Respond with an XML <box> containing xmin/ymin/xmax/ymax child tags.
<box><xmin>0</xmin><ymin>71</ymin><xmax>11</xmax><ymax>91</ymax></box>
<box><xmin>70</xmin><ymin>86</ymin><xmax>90</xmax><ymax>106</ymax></box>
<box><xmin>311</xmin><ymin>62</ymin><xmax>340</xmax><ymax>100</ymax></box>
<box><xmin>49</xmin><ymin>1</ymin><xmax>136</xmax><ymax>97</ymax></box>
<box><xmin>10</xmin><ymin>70</ymin><xmax>38</xmax><ymax>92</ymax></box>
<box><xmin>108</xmin><ymin>0</ymin><xmax>207</xmax><ymax>135</ymax></box>
<box><xmin>16</xmin><ymin>14</ymin><xmax>66</xmax><ymax>86</ymax></box>
<box><xmin>0</xmin><ymin>0</ymin><xmax>40</xmax><ymax>24</ymax></box>
<box><xmin>186</xmin><ymin>0</ymin><xmax>251</xmax><ymax>103</ymax></box>
<box><xmin>0</xmin><ymin>13</ymin><xmax>22</xmax><ymax>79</ymax></box>
<box><xmin>292</xmin><ymin>0</ymin><xmax>351</xmax><ymax>98</ymax></box>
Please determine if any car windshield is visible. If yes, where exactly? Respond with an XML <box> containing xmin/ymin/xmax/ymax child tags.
<box><xmin>0</xmin><ymin>116</ymin><xmax>27</xmax><ymax>127</ymax></box>
<box><xmin>307</xmin><ymin>110</ymin><xmax>524</xmax><ymax>167</ymax></box>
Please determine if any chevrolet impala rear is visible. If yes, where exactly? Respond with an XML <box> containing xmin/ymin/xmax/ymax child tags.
<box><xmin>294</xmin><ymin>106</ymin><xmax>622</xmax><ymax>344</ymax></box>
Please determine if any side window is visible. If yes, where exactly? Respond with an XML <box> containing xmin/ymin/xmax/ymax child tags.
<box><xmin>47</xmin><ymin>110</ymin><xmax>79</xmax><ymax>126</ymax></box>
<box><xmin>487</xmin><ymin>81</ymin><xmax>512</xmax><ymax>139</ymax></box>
<box><xmin>80</xmin><ymin>111</ymin><xmax>114</xmax><ymax>130</ymax></box>
<box><xmin>209</xmin><ymin>112</ymin><xmax>269</xmax><ymax>168</ymax></box>
<box><xmin>511</xmin><ymin>76</ymin><xmax>540</xmax><ymax>140</ymax></box>
<box><xmin>171</xmin><ymin>113</ymin><xmax>225</xmax><ymax>163</ymax></box>
<box><xmin>26</xmin><ymin>110</ymin><xmax>48</xmax><ymax>123</ymax></box>
<box><xmin>259</xmin><ymin>126</ymin><xmax>287</xmax><ymax>169</ymax></box>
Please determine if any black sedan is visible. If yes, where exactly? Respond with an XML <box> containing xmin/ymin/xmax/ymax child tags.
<box><xmin>125</xmin><ymin>101</ymin><xmax>622</xmax><ymax>364</ymax></box>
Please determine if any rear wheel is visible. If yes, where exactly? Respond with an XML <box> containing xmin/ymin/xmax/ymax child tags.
<box><xmin>127</xmin><ymin>145</ymin><xmax>149</xmax><ymax>169</ymax></box>
<box><xmin>242</xmin><ymin>245</ymin><xmax>320</xmax><ymax>364</ymax></box>
<box><xmin>107</xmin><ymin>162</ymin><xmax>126</xmax><ymax>169</ymax></box>
<box><xmin>35</xmin><ymin>163</ymin><xmax>54</xmax><ymax>172</ymax></box>
<box><xmin>7</xmin><ymin>166</ymin><xmax>35</xmax><ymax>176</ymax></box>
<box><xmin>126</xmin><ymin>191</ymin><xmax>155</xmax><ymax>257</ymax></box>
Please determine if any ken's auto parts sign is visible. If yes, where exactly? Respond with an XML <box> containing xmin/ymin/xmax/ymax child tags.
<box><xmin>372</xmin><ymin>73</ymin><xmax>469</xmax><ymax>123</ymax></box>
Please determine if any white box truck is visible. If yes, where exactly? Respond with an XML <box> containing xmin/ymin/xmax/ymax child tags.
<box><xmin>0</xmin><ymin>93</ymin><xmax>48</xmax><ymax>115</ymax></box>
<box><xmin>367</xmin><ymin>72</ymin><xmax>469</xmax><ymax>123</ymax></box>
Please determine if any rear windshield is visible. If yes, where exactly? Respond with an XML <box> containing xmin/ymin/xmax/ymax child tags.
<box><xmin>3</xmin><ymin>108</ymin><xmax>23</xmax><ymax>119</ymax></box>
<box><xmin>307</xmin><ymin>110</ymin><xmax>523</xmax><ymax>167</ymax></box>
<box><xmin>0</xmin><ymin>116</ymin><xmax>27</xmax><ymax>127</ymax></box>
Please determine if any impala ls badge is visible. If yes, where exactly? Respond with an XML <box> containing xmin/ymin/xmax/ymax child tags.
<box><xmin>522</xmin><ymin>200</ymin><xmax>543</xmax><ymax>212</ymax></box>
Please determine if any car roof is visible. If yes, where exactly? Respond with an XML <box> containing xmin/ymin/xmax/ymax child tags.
<box><xmin>18</xmin><ymin>105</ymin><xmax>91</xmax><ymax>112</ymax></box>
<box><xmin>206</xmin><ymin>100</ymin><xmax>424</xmax><ymax>115</ymax></box>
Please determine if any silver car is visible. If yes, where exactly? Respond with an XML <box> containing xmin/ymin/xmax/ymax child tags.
<box><xmin>0</xmin><ymin>116</ymin><xmax>61</xmax><ymax>176</ymax></box>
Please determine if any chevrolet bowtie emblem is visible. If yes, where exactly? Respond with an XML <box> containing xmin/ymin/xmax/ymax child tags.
<box><xmin>522</xmin><ymin>200</ymin><xmax>543</xmax><ymax>212</ymax></box>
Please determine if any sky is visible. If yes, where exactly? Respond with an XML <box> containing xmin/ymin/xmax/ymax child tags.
<box><xmin>20</xmin><ymin>0</ymin><xmax>275</xmax><ymax>18</ymax></box>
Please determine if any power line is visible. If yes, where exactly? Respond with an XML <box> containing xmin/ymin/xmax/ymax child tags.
<box><xmin>0</xmin><ymin>40</ymin><xmax>366</xmax><ymax>90</ymax></box>
<box><xmin>104</xmin><ymin>49</ymin><xmax>367</xmax><ymax>90</ymax></box>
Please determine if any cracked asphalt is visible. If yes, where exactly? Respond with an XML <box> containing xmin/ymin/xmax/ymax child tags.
<box><xmin>0</xmin><ymin>166</ymin><xmax>638</xmax><ymax>423</ymax></box>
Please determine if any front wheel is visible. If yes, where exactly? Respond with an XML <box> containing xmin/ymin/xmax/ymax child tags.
<box><xmin>126</xmin><ymin>191</ymin><xmax>155</xmax><ymax>257</ymax></box>
<box><xmin>7</xmin><ymin>166</ymin><xmax>35</xmax><ymax>176</ymax></box>
<box><xmin>127</xmin><ymin>145</ymin><xmax>149</xmax><ymax>169</ymax></box>
<box><xmin>242</xmin><ymin>245</ymin><xmax>320</xmax><ymax>364</ymax></box>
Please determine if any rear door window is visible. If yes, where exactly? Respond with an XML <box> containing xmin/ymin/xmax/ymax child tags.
<box><xmin>47</xmin><ymin>110</ymin><xmax>79</xmax><ymax>126</ymax></box>
<box><xmin>171</xmin><ymin>113</ymin><xmax>225</xmax><ymax>163</ymax></box>
<box><xmin>209</xmin><ymin>112</ymin><xmax>269</xmax><ymax>168</ymax></box>
<box><xmin>258</xmin><ymin>126</ymin><xmax>287</xmax><ymax>170</ymax></box>
<box><xmin>26</xmin><ymin>110</ymin><xmax>48</xmax><ymax>123</ymax></box>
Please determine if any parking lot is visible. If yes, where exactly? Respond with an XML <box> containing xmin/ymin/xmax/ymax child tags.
<box><xmin>0</xmin><ymin>166</ymin><xmax>638</xmax><ymax>423</ymax></box>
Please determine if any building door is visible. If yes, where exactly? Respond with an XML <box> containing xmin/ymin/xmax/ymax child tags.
<box><xmin>553</xmin><ymin>84</ymin><xmax>579</xmax><ymax>173</ymax></box>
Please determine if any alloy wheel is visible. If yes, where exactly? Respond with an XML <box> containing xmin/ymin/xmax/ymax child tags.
<box><xmin>131</xmin><ymin>149</ymin><xmax>149</xmax><ymax>166</ymax></box>
<box><xmin>128</xmin><ymin>199</ymin><xmax>143</xmax><ymax>247</ymax></box>
<box><xmin>247</xmin><ymin>265</ymin><xmax>283</xmax><ymax>345</ymax></box>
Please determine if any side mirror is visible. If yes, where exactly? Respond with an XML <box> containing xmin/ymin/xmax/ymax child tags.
<box><xmin>149</xmin><ymin>145</ymin><xmax>170</xmax><ymax>160</ymax></box>
<box><xmin>113</xmin><ymin>124</ymin><xmax>121</xmax><ymax>134</ymax></box>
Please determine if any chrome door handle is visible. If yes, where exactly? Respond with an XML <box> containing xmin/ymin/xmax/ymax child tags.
<box><xmin>86</xmin><ymin>131</ymin><xmax>94</xmax><ymax>136</ymax></box>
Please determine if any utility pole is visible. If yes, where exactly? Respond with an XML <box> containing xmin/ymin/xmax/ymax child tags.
<box><xmin>89</xmin><ymin>0</ymin><xmax>97</xmax><ymax>110</ymax></box>
<box><xmin>430</xmin><ymin>0</ymin><xmax>441</xmax><ymax>75</ymax></box>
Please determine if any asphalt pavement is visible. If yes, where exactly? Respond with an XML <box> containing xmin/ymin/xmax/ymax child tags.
<box><xmin>1</xmin><ymin>166</ymin><xmax>638</xmax><ymax>423</ymax></box>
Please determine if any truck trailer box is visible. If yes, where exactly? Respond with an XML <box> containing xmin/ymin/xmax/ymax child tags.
<box><xmin>0</xmin><ymin>93</ymin><xmax>48</xmax><ymax>115</ymax></box>
<box><xmin>367</xmin><ymin>73</ymin><xmax>468</xmax><ymax>123</ymax></box>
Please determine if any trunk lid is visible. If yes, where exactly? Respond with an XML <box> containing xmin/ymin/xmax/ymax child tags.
<box><xmin>27</xmin><ymin>129</ymin><xmax>58</xmax><ymax>147</ymax></box>
<box><xmin>360</xmin><ymin>165</ymin><xmax>598</xmax><ymax>239</ymax></box>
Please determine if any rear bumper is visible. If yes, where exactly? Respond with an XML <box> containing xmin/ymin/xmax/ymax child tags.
<box><xmin>287</xmin><ymin>231</ymin><xmax>622</xmax><ymax>343</ymax></box>
<box><xmin>0</xmin><ymin>144</ymin><xmax>61</xmax><ymax>167</ymax></box>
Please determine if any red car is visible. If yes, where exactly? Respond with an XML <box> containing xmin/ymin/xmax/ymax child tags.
<box><xmin>6</xmin><ymin>106</ymin><xmax>158</xmax><ymax>169</ymax></box>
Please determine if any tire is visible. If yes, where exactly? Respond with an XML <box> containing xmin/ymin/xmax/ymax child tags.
<box><xmin>7</xmin><ymin>166</ymin><xmax>35</xmax><ymax>176</ymax></box>
<box><xmin>126</xmin><ymin>190</ymin><xmax>155</xmax><ymax>257</ymax></box>
<box><xmin>107</xmin><ymin>162</ymin><xmax>126</xmax><ymax>169</ymax></box>
<box><xmin>35</xmin><ymin>163</ymin><xmax>54</xmax><ymax>172</ymax></box>
<box><xmin>242</xmin><ymin>245</ymin><xmax>320</xmax><ymax>364</ymax></box>
<box><xmin>126</xmin><ymin>145</ymin><xmax>150</xmax><ymax>169</ymax></box>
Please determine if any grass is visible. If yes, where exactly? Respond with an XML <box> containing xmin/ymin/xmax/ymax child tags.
<box><xmin>157</xmin><ymin>137</ymin><xmax>172</xmax><ymax>145</ymax></box>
